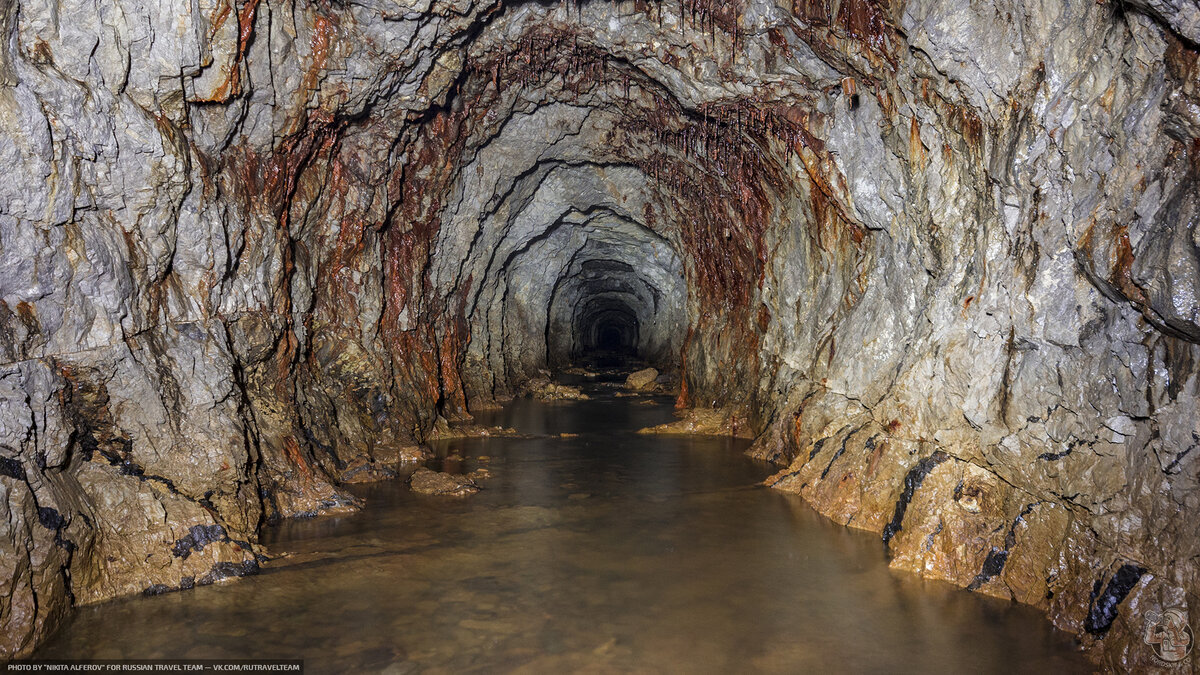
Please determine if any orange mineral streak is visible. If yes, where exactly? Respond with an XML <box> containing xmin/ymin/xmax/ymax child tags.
<box><xmin>301</xmin><ymin>13</ymin><xmax>337</xmax><ymax>98</ymax></box>
<box><xmin>207</xmin><ymin>1</ymin><xmax>233</xmax><ymax>42</ymax></box>
<box><xmin>956</xmin><ymin>106</ymin><xmax>984</xmax><ymax>153</ymax></box>
<box><xmin>469</xmin><ymin>26</ymin><xmax>614</xmax><ymax>98</ymax></box>
<box><xmin>796</xmin><ymin>148</ymin><xmax>866</xmax><ymax>254</ymax></box>
<box><xmin>378</xmin><ymin>98</ymin><xmax>481</xmax><ymax>423</ymax></box>
<box><xmin>313</xmin><ymin>158</ymin><xmax>372</xmax><ymax>328</ymax></box>
<box><xmin>841</xmin><ymin>77</ymin><xmax>856</xmax><ymax>98</ymax></box>
<box><xmin>623</xmin><ymin>95</ymin><xmax>808</xmax><ymax>310</ymax></box>
<box><xmin>909</xmin><ymin>116</ymin><xmax>927</xmax><ymax>171</ymax></box>
<box><xmin>282</xmin><ymin>435</ymin><xmax>314</xmax><ymax>480</ymax></box>
<box><xmin>236</xmin><ymin>111</ymin><xmax>341</xmax><ymax>227</ymax></box>
<box><xmin>1110</xmin><ymin>225</ymin><xmax>1148</xmax><ymax>305</ymax></box>
<box><xmin>197</xmin><ymin>0</ymin><xmax>261</xmax><ymax>102</ymax></box>
<box><xmin>382</xmin><ymin>105</ymin><xmax>471</xmax><ymax>349</ymax></box>
<box><xmin>1078</xmin><ymin>218</ymin><xmax>1148</xmax><ymax>307</ymax></box>
<box><xmin>15</xmin><ymin>300</ymin><xmax>36</xmax><ymax>326</ymax></box>
<box><xmin>676</xmin><ymin>327</ymin><xmax>694</xmax><ymax>410</ymax></box>
<box><xmin>437</xmin><ymin>300</ymin><xmax>471</xmax><ymax>416</ymax></box>
<box><xmin>613</xmin><ymin>78</ymin><xmax>868</xmax><ymax>413</ymax></box>
<box><xmin>237</xmin><ymin>0</ymin><xmax>260</xmax><ymax>53</ymax></box>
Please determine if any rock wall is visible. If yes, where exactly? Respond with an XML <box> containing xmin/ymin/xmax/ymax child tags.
<box><xmin>0</xmin><ymin>0</ymin><xmax>1197</xmax><ymax>669</ymax></box>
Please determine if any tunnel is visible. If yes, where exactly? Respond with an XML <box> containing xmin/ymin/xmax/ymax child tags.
<box><xmin>2</xmin><ymin>0</ymin><xmax>1199</xmax><ymax>670</ymax></box>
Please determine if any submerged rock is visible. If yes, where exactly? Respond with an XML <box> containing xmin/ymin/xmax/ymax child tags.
<box><xmin>409</xmin><ymin>468</ymin><xmax>479</xmax><ymax>496</ymax></box>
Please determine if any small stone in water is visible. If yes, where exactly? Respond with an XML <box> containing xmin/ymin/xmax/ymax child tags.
<box><xmin>409</xmin><ymin>468</ymin><xmax>479</xmax><ymax>496</ymax></box>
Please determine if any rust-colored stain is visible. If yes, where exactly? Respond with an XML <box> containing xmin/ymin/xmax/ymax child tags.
<box><xmin>207</xmin><ymin>0</ymin><xmax>233</xmax><ymax>41</ymax></box>
<box><xmin>865</xmin><ymin>438</ymin><xmax>887</xmax><ymax>479</ymax></box>
<box><xmin>1110</xmin><ymin>225</ymin><xmax>1147</xmax><ymax>304</ymax></box>
<box><xmin>15</xmin><ymin>301</ymin><xmax>37</xmax><ymax>326</ymax></box>
<box><xmin>792</xmin><ymin>0</ymin><xmax>897</xmax><ymax>67</ymax></box>
<box><xmin>32</xmin><ymin>39</ymin><xmax>53</xmax><ymax>65</ymax></box>
<box><xmin>956</xmin><ymin>107</ymin><xmax>984</xmax><ymax>152</ymax></box>
<box><xmin>196</xmin><ymin>0</ymin><xmax>262</xmax><ymax>102</ymax></box>
<box><xmin>629</xmin><ymin>0</ymin><xmax>743</xmax><ymax>39</ymax></box>
<box><xmin>676</xmin><ymin>327</ymin><xmax>694</xmax><ymax>410</ymax></box>
<box><xmin>768</xmin><ymin>27</ymin><xmax>794</xmax><ymax>58</ymax></box>
<box><xmin>282</xmin><ymin>436</ymin><xmax>313</xmax><ymax>479</ymax></box>
<box><xmin>909</xmin><ymin>117</ymin><xmax>927</xmax><ymax>171</ymax></box>
<box><xmin>301</xmin><ymin>12</ymin><xmax>337</xmax><ymax>97</ymax></box>
<box><xmin>756</xmin><ymin>305</ymin><xmax>772</xmax><ymax>332</ymax></box>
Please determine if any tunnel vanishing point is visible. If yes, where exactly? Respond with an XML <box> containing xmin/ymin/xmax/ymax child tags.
<box><xmin>1</xmin><ymin>0</ymin><xmax>1199</xmax><ymax>669</ymax></box>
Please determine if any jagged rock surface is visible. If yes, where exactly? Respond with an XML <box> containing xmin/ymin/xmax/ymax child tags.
<box><xmin>0</xmin><ymin>0</ymin><xmax>1197</xmax><ymax>669</ymax></box>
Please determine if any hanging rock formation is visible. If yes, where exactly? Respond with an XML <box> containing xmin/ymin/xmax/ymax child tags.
<box><xmin>0</xmin><ymin>0</ymin><xmax>1197</xmax><ymax>669</ymax></box>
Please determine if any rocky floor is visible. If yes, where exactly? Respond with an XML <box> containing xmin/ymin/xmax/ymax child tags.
<box><xmin>31</xmin><ymin>392</ymin><xmax>1089</xmax><ymax>673</ymax></box>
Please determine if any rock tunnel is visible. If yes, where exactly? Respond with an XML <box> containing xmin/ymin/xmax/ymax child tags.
<box><xmin>1</xmin><ymin>0</ymin><xmax>1199</xmax><ymax>669</ymax></box>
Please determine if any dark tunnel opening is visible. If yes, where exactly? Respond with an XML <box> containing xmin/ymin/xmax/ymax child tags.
<box><xmin>580</xmin><ymin>304</ymin><xmax>640</xmax><ymax>364</ymax></box>
<box><xmin>596</xmin><ymin>324</ymin><xmax>629</xmax><ymax>352</ymax></box>
<box><xmin>539</xmin><ymin>238</ymin><xmax>686</xmax><ymax>378</ymax></box>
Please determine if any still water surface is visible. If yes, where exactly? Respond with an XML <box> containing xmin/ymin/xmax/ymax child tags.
<box><xmin>37</xmin><ymin>384</ymin><xmax>1089</xmax><ymax>673</ymax></box>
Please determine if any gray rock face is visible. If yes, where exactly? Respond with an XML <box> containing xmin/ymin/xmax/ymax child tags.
<box><xmin>0</xmin><ymin>0</ymin><xmax>1197</xmax><ymax>669</ymax></box>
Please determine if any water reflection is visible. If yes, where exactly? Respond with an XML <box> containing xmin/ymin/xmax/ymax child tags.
<box><xmin>35</xmin><ymin>387</ymin><xmax>1088</xmax><ymax>673</ymax></box>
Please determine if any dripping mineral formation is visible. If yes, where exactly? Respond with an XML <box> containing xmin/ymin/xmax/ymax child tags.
<box><xmin>1</xmin><ymin>0</ymin><xmax>1198</xmax><ymax>670</ymax></box>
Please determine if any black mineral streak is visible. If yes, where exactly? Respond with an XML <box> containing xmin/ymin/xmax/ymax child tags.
<box><xmin>967</xmin><ymin>502</ymin><xmax>1039</xmax><ymax>591</ymax></box>
<box><xmin>0</xmin><ymin>456</ymin><xmax>26</xmax><ymax>480</ymax></box>
<box><xmin>171</xmin><ymin>524</ymin><xmax>229</xmax><ymax>559</ymax></box>
<box><xmin>882</xmin><ymin>451</ymin><xmax>948</xmax><ymax>546</ymax></box>
<box><xmin>1085</xmin><ymin>563</ymin><xmax>1146</xmax><ymax>635</ymax></box>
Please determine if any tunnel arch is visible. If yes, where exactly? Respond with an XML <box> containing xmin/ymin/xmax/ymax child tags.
<box><xmin>427</xmin><ymin>110</ymin><xmax>692</xmax><ymax>402</ymax></box>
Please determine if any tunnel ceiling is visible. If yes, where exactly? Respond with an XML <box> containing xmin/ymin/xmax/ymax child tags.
<box><xmin>3</xmin><ymin>0</ymin><xmax>1200</xmax><ymax>667</ymax></box>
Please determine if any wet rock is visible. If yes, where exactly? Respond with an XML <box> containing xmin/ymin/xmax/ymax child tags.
<box><xmin>409</xmin><ymin>468</ymin><xmax>479</xmax><ymax>497</ymax></box>
<box><xmin>393</xmin><ymin>445</ymin><xmax>435</xmax><ymax>464</ymax></box>
<box><xmin>525</xmin><ymin>378</ymin><xmax>589</xmax><ymax>402</ymax></box>
<box><xmin>638</xmin><ymin>408</ymin><xmax>754</xmax><ymax>439</ymax></box>
<box><xmin>427</xmin><ymin>416</ymin><xmax>519</xmax><ymax>441</ymax></box>
<box><xmin>339</xmin><ymin>457</ymin><xmax>399</xmax><ymax>484</ymax></box>
<box><xmin>624</xmin><ymin>368</ymin><xmax>659</xmax><ymax>391</ymax></box>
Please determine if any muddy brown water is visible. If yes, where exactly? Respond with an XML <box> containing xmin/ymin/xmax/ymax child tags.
<box><xmin>35</xmin><ymin>384</ymin><xmax>1090</xmax><ymax>673</ymax></box>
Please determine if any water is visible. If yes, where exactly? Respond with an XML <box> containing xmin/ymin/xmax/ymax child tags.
<box><xmin>36</xmin><ymin>383</ymin><xmax>1089</xmax><ymax>673</ymax></box>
